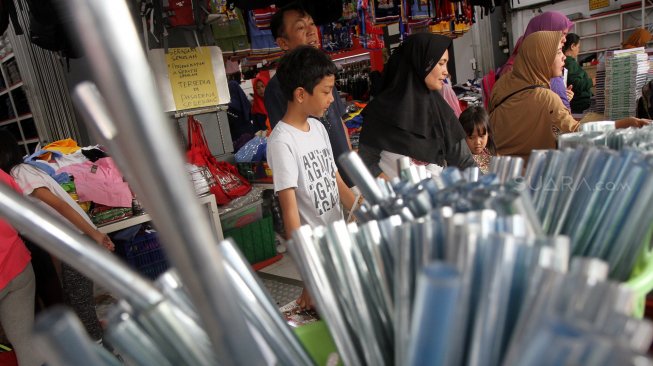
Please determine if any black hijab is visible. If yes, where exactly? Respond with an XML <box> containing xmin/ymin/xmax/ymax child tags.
<box><xmin>360</xmin><ymin>33</ymin><xmax>466</xmax><ymax>166</ymax></box>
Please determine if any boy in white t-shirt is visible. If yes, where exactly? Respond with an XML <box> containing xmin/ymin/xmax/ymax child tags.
<box><xmin>267</xmin><ymin>46</ymin><xmax>355</xmax><ymax>308</ymax></box>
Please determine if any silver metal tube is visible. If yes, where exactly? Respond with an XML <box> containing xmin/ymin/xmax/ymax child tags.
<box><xmin>61</xmin><ymin>0</ymin><xmax>263</xmax><ymax>363</ymax></box>
<box><xmin>105</xmin><ymin>306</ymin><xmax>174</xmax><ymax>366</ymax></box>
<box><xmin>339</xmin><ymin>152</ymin><xmax>386</xmax><ymax>205</ymax></box>
<box><xmin>0</xmin><ymin>184</ymin><xmax>161</xmax><ymax>309</ymax></box>
<box><xmin>218</xmin><ymin>239</ymin><xmax>315</xmax><ymax>366</ymax></box>
<box><xmin>33</xmin><ymin>306</ymin><xmax>109</xmax><ymax>366</ymax></box>
<box><xmin>289</xmin><ymin>226</ymin><xmax>364</xmax><ymax>366</ymax></box>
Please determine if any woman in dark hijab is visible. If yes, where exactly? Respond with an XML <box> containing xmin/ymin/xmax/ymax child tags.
<box><xmin>358</xmin><ymin>33</ymin><xmax>476</xmax><ymax>179</ymax></box>
<box><xmin>227</xmin><ymin>80</ymin><xmax>256</xmax><ymax>149</ymax></box>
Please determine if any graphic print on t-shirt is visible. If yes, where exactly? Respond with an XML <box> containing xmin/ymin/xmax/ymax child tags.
<box><xmin>302</xmin><ymin>148</ymin><xmax>339</xmax><ymax>216</ymax></box>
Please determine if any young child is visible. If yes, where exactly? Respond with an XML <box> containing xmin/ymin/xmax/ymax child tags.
<box><xmin>459</xmin><ymin>106</ymin><xmax>496</xmax><ymax>174</ymax></box>
<box><xmin>0</xmin><ymin>130</ymin><xmax>114</xmax><ymax>342</ymax></box>
<box><xmin>267</xmin><ymin>46</ymin><xmax>355</xmax><ymax>309</ymax></box>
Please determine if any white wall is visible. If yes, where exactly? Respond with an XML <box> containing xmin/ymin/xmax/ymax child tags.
<box><xmin>453</xmin><ymin>30</ymin><xmax>477</xmax><ymax>83</ymax></box>
<box><xmin>510</xmin><ymin>0</ymin><xmax>588</xmax><ymax>45</ymax></box>
<box><xmin>509</xmin><ymin>0</ymin><xmax>648</xmax><ymax>47</ymax></box>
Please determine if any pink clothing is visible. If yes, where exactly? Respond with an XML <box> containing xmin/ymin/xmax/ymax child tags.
<box><xmin>57</xmin><ymin>157</ymin><xmax>132</xmax><ymax>208</ymax></box>
<box><xmin>440</xmin><ymin>81</ymin><xmax>462</xmax><ymax>118</ymax></box>
<box><xmin>497</xmin><ymin>11</ymin><xmax>574</xmax><ymax>78</ymax></box>
<box><xmin>0</xmin><ymin>170</ymin><xmax>32</xmax><ymax>290</ymax></box>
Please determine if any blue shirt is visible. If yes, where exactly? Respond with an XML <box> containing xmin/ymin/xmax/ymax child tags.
<box><xmin>265</xmin><ymin>75</ymin><xmax>353</xmax><ymax>186</ymax></box>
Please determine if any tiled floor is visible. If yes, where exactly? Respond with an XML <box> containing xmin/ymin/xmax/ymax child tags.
<box><xmin>257</xmin><ymin>253</ymin><xmax>303</xmax><ymax>282</ymax></box>
<box><xmin>95</xmin><ymin>253</ymin><xmax>304</xmax><ymax>322</ymax></box>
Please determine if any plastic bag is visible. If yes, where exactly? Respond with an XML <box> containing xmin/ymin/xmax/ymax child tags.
<box><xmin>235</xmin><ymin>132</ymin><xmax>267</xmax><ymax>163</ymax></box>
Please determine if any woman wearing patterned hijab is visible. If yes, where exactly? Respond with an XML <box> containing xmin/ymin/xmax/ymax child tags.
<box><xmin>489</xmin><ymin>31</ymin><xmax>648</xmax><ymax>163</ymax></box>
<box><xmin>497</xmin><ymin>11</ymin><xmax>575</xmax><ymax>110</ymax></box>
<box><xmin>358</xmin><ymin>33</ymin><xmax>475</xmax><ymax>179</ymax></box>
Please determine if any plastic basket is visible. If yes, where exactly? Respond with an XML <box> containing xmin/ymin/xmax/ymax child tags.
<box><xmin>220</xmin><ymin>200</ymin><xmax>264</xmax><ymax>231</ymax></box>
<box><xmin>223</xmin><ymin>215</ymin><xmax>276</xmax><ymax>265</ymax></box>
<box><xmin>293</xmin><ymin>320</ymin><xmax>341</xmax><ymax>366</ymax></box>
<box><xmin>117</xmin><ymin>231</ymin><xmax>169</xmax><ymax>279</ymax></box>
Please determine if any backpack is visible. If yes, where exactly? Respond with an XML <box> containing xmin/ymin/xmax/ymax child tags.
<box><xmin>24</xmin><ymin>0</ymin><xmax>82</xmax><ymax>58</ymax></box>
<box><xmin>636</xmin><ymin>80</ymin><xmax>653</xmax><ymax>119</ymax></box>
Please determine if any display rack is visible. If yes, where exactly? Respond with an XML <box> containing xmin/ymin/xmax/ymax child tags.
<box><xmin>0</xmin><ymin>51</ymin><xmax>38</xmax><ymax>155</ymax></box>
<box><xmin>98</xmin><ymin>194</ymin><xmax>224</xmax><ymax>241</ymax></box>
<box><xmin>574</xmin><ymin>5</ymin><xmax>653</xmax><ymax>57</ymax></box>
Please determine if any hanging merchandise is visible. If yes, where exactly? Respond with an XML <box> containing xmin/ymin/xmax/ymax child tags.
<box><xmin>166</xmin><ymin>0</ymin><xmax>212</xmax><ymax>27</ymax></box>
<box><xmin>406</xmin><ymin>0</ymin><xmax>434</xmax><ymax>19</ymax></box>
<box><xmin>369</xmin><ymin>0</ymin><xmax>402</xmax><ymax>24</ymax></box>
<box><xmin>186</xmin><ymin>115</ymin><xmax>251</xmax><ymax>205</ymax></box>
<box><xmin>336</xmin><ymin>60</ymin><xmax>371</xmax><ymax>100</ymax></box>
<box><xmin>209</xmin><ymin>1</ymin><xmax>251</xmax><ymax>56</ymax></box>
<box><xmin>430</xmin><ymin>0</ymin><xmax>473</xmax><ymax>34</ymax></box>
<box><xmin>402</xmin><ymin>0</ymin><xmax>433</xmax><ymax>35</ymax></box>
<box><xmin>358</xmin><ymin>1</ymin><xmax>386</xmax><ymax>49</ymax></box>
<box><xmin>141</xmin><ymin>0</ymin><xmax>212</xmax><ymax>51</ymax></box>
<box><xmin>342</xmin><ymin>0</ymin><xmax>358</xmax><ymax>19</ymax></box>
<box><xmin>321</xmin><ymin>20</ymin><xmax>356</xmax><ymax>52</ymax></box>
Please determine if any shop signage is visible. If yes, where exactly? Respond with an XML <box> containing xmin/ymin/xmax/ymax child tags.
<box><xmin>165</xmin><ymin>47</ymin><xmax>220</xmax><ymax>110</ymax></box>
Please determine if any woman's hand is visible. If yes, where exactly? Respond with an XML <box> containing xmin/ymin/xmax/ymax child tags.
<box><xmin>91</xmin><ymin>231</ymin><xmax>115</xmax><ymax>252</ymax></box>
<box><xmin>615</xmin><ymin>117</ymin><xmax>651</xmax><ymax>129</ymax></box>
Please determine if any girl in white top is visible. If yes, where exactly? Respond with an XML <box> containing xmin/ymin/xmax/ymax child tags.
<box><xmin>0</xmin><ymin>131</ymin><xmax>114</xmax><ymax>341</ymax></box>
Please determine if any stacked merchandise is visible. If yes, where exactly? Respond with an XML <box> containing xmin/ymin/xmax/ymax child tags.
<box><xmin>593</xmin><ymin>61</ymin><xmax>606</xmax><ymax>114</ymax></box>
<box><xmin>251</xmin><ymin>6</ymin><xmax>276</xmax><ymax>30</ymax></box>
<box><xmin>648</xmin><ymin>51</ymin><xmax>653</xmax><ymax>83</ymax></box>
<box><xmin>241</xmin><ymin>10</ymin><xmax>283</xmax><ymax>67</ymax></box>
<box><xmin>284</xmin><ymin>152</ymin><xmax>653</xmax><ymax>366</ymax></box>
<box><xmin>604</xmin><ymin>48</ymin><xmax>649</xmax><ymax>120</ymax></box>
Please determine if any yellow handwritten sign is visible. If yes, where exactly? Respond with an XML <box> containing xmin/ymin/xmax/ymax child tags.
<box><xmin>589</xmin><ymin>0</ymin><xmax>609</xmax><ymax>10</ymax></box>
<box><xmin>166</xmin><ymin>47</ymin><xmax>219</xmax><ymax>110</ymax></box>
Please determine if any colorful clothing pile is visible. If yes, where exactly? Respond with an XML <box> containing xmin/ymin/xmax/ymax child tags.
<box><xmin>252</xmin><ymin>7</ymin><xmax>276</xmax><ymax>30</ymax></box>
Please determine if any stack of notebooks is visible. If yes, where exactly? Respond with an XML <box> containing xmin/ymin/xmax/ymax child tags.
<box><xmin>603</xmin><ymin>47</ymin><xmax>649</xmax><ymax>120</ymax></box>
<box><xmin>592</xmin><ymin>61</ymin><xmax>606</xmax><ymax>114</ymax></box>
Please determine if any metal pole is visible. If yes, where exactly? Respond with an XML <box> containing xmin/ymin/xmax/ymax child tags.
<box><xmin>58</xmin><ymin>0</ymin><xmax>265</xmax><ymax>364</ymax></box>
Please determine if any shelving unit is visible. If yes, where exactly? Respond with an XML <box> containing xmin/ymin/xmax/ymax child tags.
<box><xmin>574</xmin><ymin>5</ymin><xmax>653</xmax><ymax>58</ymax></box>
<box><xmin>98</xmin><ymin>194</ymin><xmax>224</xmax><ymax>241</ymax></box>
<box><xmin>0</xmin><ymin>50</ymin><xmax>38</xmax><ymax>155</ymax></box>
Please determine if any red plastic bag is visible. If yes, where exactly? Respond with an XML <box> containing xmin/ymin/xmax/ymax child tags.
<box><xmin>186</xmin><ymin>116</ymin><xmax>251</xmax><ymax>205</ymax></box>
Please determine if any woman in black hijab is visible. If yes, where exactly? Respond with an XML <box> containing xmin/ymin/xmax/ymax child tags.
<box><xmin>358</xmin><ymin>33</ymin><xmax>476</xmax><ymax>179</ymax></box>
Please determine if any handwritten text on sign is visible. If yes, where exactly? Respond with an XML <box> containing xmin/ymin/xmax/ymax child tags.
<box><xmin>166</xmin><ymin>47</ymin><xmax>219</xmax><ymax>110</ymax></box>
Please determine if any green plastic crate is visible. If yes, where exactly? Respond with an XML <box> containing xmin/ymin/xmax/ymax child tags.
<box><xmin>223</xmin><ymin>215</ymin><xmax>276</xmax><ymax>264</ymax></box>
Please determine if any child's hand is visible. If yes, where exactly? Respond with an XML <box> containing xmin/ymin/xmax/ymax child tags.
<box><xmin>566</xmin><ymin>85</ymin><xmax>574</xmax><ymax>102</ymax></box>
<box><xmin>296</xmin><ymin>288</ymin><xmax>314</xmax><ymax>310</ymax></box>
<box><xmin>91</xmin><ymin>231</ymin><xmax>115</xmax><ymax>252</ymax></box>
